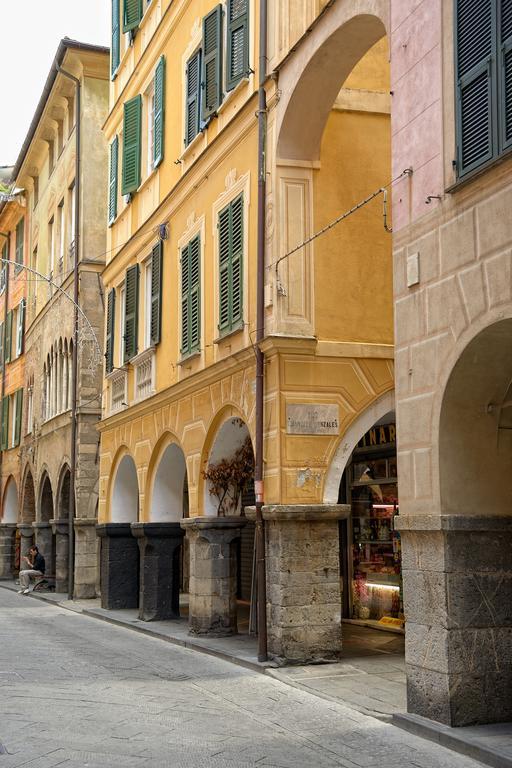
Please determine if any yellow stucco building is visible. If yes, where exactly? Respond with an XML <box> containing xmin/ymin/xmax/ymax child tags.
<box><xmin>99</xmin><ymin>0</ymin><xmax>395</xmax><ymax>660</ymax></box>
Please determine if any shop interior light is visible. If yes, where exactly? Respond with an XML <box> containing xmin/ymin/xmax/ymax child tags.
<box><xmin>365</xmin><ymin>583</ymin><xmax>400</xmax><ymax>591</ymax></box>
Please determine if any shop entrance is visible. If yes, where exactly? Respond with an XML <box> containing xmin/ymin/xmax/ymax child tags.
<box><xmin>339</xmin><ymin>415</ymin><xmax>403</xmax><ymax>631</ymax></box>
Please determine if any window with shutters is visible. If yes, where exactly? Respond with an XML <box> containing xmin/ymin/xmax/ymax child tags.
<box><xmin>12</xmin><ymin>389</ymin><xmax>22</xmax><ymax>448</ymax></box>
<box><xmin>105</xmin><ymin>289</ymin><xmax>116</xmax><ymax>374</ymax></box>
<box><xmin>150</xmin><ymin>240</ymin><xmax>162</xmax><ymax>345</ymax></box>
<box><xmin>15</xmin><ymin>300</ymin><xmax>25</xmax><ymax>358</ymax></box>
<box><xmin>0</xmin><ymin>241</ymin><xmax>7</xmax><ymax>294</ymax></box>
<box><xmin>4</xmin><ymin>310</ymin><xmax>12</xmax><ymax>364</ymax></box>
<box><xmin>123</xmin><ymin>0</ymin><xmax>143</xmax><ymax>32</ymax></box>
<box><xmin>145</xmin><ymin>80</ymin><xmax>156</xmax><ymax>176</ymax></box>
<box><xmin>122</xmin><ymin>95</ymin><xmax>142</xmax><ymax>195</ymax></box>
<box><xmin>15</xmin><ymin>218</ymin><xmax>24</xmax><ymax>274</ymax></box>
<box><xmin>0</xmin><ymin>322</ymin><xmax>3</xmax><ymax>371</ymax></box>
<box><xmin>181</xmin><ymin>235</ymin><xmax>201</xmax><ymax>357</ymax></box>
<box><xmin>112</xmin><ymin>0</ymin><xmax>120</xmax><ymax>78</ymax></box>
<box><xmin>185</xmin><ymin>50</ymin><xmax>202</xmax><ymax>146</ymax></box>
<box><xmin>153</xmin><ymin>56</ymin><xmax>165</xmax><ymax>168</ymax></box>
<box><xmin>202</xmin><ymin>5</ymin><xmax>223</xmax><ymax>121</ymax></box>
<box><xmin>144</xmin><ymin>258</ymin><xmax>153</xmax><ymax>348</ymax></box>
<box><xmin>123</xmin><ymin>264</ymin><xmax>139</xmax><ymax>362</ymax></box>
<box><xmin>218</xmin><ymin>194</ymin><xmax>244</xmax><ymax>335</ymax></box>
<box><xmin>1</xmin><ymin>396</ymin><xmax>8</xmax><ymax>451</ymax></box>
<box><xmin>108</xmin><ymin>136</ymin><xmax>119</xmax><ymax>225</ymax></box>
<box><xmin>226</xmin><ymin>0</ymin><xmax>249</xmax><ymax>91</ymax></box>
<box><xmin>455</xmin><ymin>0</ymin><xmax>512</xmax><ymax>178</ymax></box>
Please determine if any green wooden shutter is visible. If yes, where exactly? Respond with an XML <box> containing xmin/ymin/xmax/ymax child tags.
<box><xmin>150</xmin><ymin>240</ymin><xmax>163</xmax><ymax>345</ymax></box>
<box><xmin>4</xmin><ymin>310</ymin><xmax>12</xmax><ymax>364</ymax></box>
<box><xmin>123</xmin><ymin>0</ymin><xmax>142</xmax><ymax>32</ymax></box>
<box><xmin>499</xmin><ymin>0</ymin><xmax>512</xmax><ymax>149</ymax></box>
<box><xmin>1</xmin><ymin>396</ymin><xmax>8</xmax><ymax>450</ymax></box>
<box><xmin>202</xmin><ymin>5</ymin><xmax>223</xmax><ymax>121</ymax></box>
<box><xmin>181</xmin><ymin>236</ymin><xmax>201</xmax><ymax>355</ymax></box>
<box><xmin>456</xmin><ymin>0</ymin><xmax>495</xmax><ymax>176</ymax></box>
<box><xmin>14</xmin><ymin>389</ymin><xmax>22</xmax><ymax>447</ymax></box>
<box><xmin>17</xmin><ymin>299</ymin><xmax>25</xmax><ymax>356</ymax></box>
<box><xmin>219</xmin><ymin>194</ymin><xmax>243</xmax><ymax>334</ymax></box>
<box><xmin>15</xmin><ymin>218</ymin><xmax>24</xmax><ymax>273</ymax></box>
<box><xmin>122</xmin><ymin>95</ymin><xmax>142</xmax><ymax>195</ymax></box>
<box><xmin>185</xmin><ymin>51</ymin><xmax>201</xmax><ymax>146</ymax></box>
<box><xmin>109</xmin><ymin>136</ymin><xmax>119</xmax><ymax>225</ymax></box>
<box><xmin>124</xmin><ymin>264</ymin><xmax>139</xmax><ymax>362</ymax></box>
<box><xmin>106</xmin><ymin>289</ymin><xmax>116</xmax><ymax>373</ymax></box>
<box><xmin>0</xmin><ymin>322</ymin><xmax>4</xmax><ymax>370</ymax></box>
<box><xmin>226</xmin><ymin>0</ymin><xmax>249</xmax><ymax>91</ymax></box>
<box><xmin>153</xmin><ymin>56</ymin><xmax>165</xmax><ymax>168</ymax></box>
<box><xmin>112</xmin><ymin>0</ymin><xmax>120</xmax><ymax>77</ymax></box>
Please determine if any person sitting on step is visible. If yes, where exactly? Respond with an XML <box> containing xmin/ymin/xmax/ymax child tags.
<box><xmin>18</xmin><ymin>545</ymin><xmax>46</xmax><ymax>595</ymax></box>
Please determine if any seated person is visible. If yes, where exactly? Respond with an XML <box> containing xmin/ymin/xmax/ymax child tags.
<box><xmin>18</xmin><ymin>545</ymin><xmax>46</xmax><ymax>594</ymax></box>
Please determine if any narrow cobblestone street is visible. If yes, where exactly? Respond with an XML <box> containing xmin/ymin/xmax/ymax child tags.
<box><xmin>0</xmin><ymin>589</ymin><xmax>484</xmax><ymax>768</ymax></box>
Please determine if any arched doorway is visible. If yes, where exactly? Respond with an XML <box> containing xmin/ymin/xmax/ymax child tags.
<box><xmin>18</xmin><ymin>468</ymin><xmax>36</xmax><ymax>567</ymax></box>
<box><xmin>0</xmin><ymin>477</ymin><xmax>18</xmax><ymax>579</ymax></box>
<box><xmin>37</xmin><ymin>473</ymin><xmax>56</xmax><ymax>578</ymax></box>
<box><xmin>54</xmin><ymin>466</ymin><xmax>72</xmax><ymax>593</ymax></box>
<box><xmin>203</xmin><ymin>416</ymin><xmax>255</xmax><ymax>629</ymax></box>
<box><xmin>98</xmin><ymin>451</ymin><xmax>139</xmax><ymax>610</ymax></box>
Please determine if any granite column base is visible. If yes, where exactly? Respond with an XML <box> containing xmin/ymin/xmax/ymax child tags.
<box><xmin>0</xmin><ymin>524</ymin><xmax>17</xmax><ymax>579</ymax></box>
<box><xmin>97</xmin><ymin>523</ymin><xmax>139</xmax><ymax>609</ymax></box>
<box><xmin>131</xmin><ymin>522</ymin><xmax>184</xmax><ymax>621</ymax></box>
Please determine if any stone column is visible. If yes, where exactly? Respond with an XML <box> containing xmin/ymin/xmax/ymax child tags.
<box><xmin>32</xmin><ymin>522</ymin><xmax>53</xmax><ymax>571</ymax></box>
<box><xmin>74</xmin><ymin>519</ymin><xmax>98</xmax><ymax>599</ymax></box>
<box><xmin>96</xmin><ymin>523</ymin><xmax>139</xmax><ymax>609</ymax></box>
<box><xmin>17</xmin><ymin>524</ymin><xmax>34</xmax><ymax>561</ymax></box>
<box><xmin>50</xmin><ymin>519</ymin><xmax>69</xmax><ymax>593</ymax></box>
<box><xmin>181</xmin><ymin>516</ymin><xmax>247</xmax><ymax>637</ymax></box>
<box><xmin>247</xmin><ymin>504</ymin><xmax>350</xmax><ymax>664</ymax></box>
<box><xmin>131</xmin><ymin>522</ymin><xmax>184</xmax><ymax>622</ymax></box>
<box><xmin>396</xmin><ymin>515</ymin><xmax>512</xmax><ymax>727</ymax></box>
<box><xmin>0</xmin><ymin>524</ymin><xmax>17</xmax><ymax>579</ymax></box>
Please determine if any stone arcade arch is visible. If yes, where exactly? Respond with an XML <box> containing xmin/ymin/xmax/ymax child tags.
<box><xmin>36</xmin><ymin>473</ymin><xmax>56</xmax><ymax>578</ymax></box>
<box><xmin>203</xmin><ymin>416</ymin><xmax>254</xmax><ymax>517</ymax></box>
<box><xmin>98</xmin><ymin>451</ymin><xmax>140</xmax><ymax>611</ymax></box>
<box><xmin>18</xmin><ymin>468</ymin><xmax>36</xmax><ymax>563</ymax></box>
<box><xmin>150</xmin><ymin>442</ymin><xmax>188</xmax><ymax>523</ymax></box>
<box><xmin>0</xmin><ymin>477</ymin><xmax>18</xmax><ymax>579</ymax></box>
<box><xmin>54</xmin><ymin>465</ymin><xmax>72</xmax><ymax>592</ymax></box>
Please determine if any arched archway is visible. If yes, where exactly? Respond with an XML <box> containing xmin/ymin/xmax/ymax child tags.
<box><xmin>439</xmin><ymin>318</ymin><xmax>512</xmax><ymax>514</ymax></box>
<box><xmin>54</xmin><ymin>465</ymin><xmax>72</xmax><ymax>592</ymax></box>
<box><xmin>2</xmin><ymin>477</ymin><xmax>18</xmax><ymax>524</ymax></box>
<box><xmin>111</xmin><ymin>453</ymin><xmax>139</xmax><ymax>523</ymax></box>
<box><xmin>39</xmin><ymin>473</ymin><xmax>54</xmax><ymax>523</ymax></box>
<box><xmin>149</xmin><ymin>441</ymin><xmax>187</xmax><ymax>523</ymax></box>
<box><xmin>203</xmin><ymin>416</ymin><xmax>254</xmax><ymax>517</ymax></box>
<box><xmin>21</xmin><ymin>467</ymin><xmax>36</xmax><ymax>524</ymax></box>
<box><xmin>57</xmin><ymin>466</ymin><xmax>71</xmax><ymax>519</ymax></box>
<box><xmin>36</xmin><ymin>473</ymin><xmax>55</xmax><ymax>577</ymax></box>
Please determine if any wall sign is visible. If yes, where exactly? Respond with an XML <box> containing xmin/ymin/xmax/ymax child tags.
<box><xmin>286</xmin><ymin>404</ymin><xmax>339</xmax><ymax>435</ymax></box>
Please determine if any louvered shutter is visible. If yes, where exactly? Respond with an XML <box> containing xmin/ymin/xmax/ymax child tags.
<box><xmin>112</xmin><ymin>0</ymin><xmax>120</xmax><ymax>77</ymax></box>
<box><xmin>500</xmin><ymin>0</ymin><xmax>512</xmax><ymax>149</ymax></box>
<box><xmin>15</xmin><ymin>219</ymin><xmax>24</xmax><ymax>272</ymax></box>
<box><xmin>122</xmin><ymin>95</ymin><xmax>142</xmax><ymax>195</ymax></box>
<box><xmin>0</xmin><ymin>322</ymin><xmax>4</xmax><ymax>369</ymax></box>
<box><xmin>1</xmin><ymin>397</ymin><xmax>8</xmax><ymax>450</ymax></box>
<box><xmin>124</xmin><ymin>264</ymin><xmax>139</xmax><ymax>362</ymax></box>
<box><xmin>123</xmin><ymin>0</ymin><xmax>142</xmax><ymax>32</ymax></box>
<box><xmin>218</xmin><ymin>195</ymin><xmax>243</xmax><ymax>334</ymax></box>
<box><xmin>150</xmin><ymin>241</ymin><xmax>162</xmax><ymax>345</ymax></box>
<box><xmin>108</xmin><ymin>136</ymin><xmax>119</xmax><ymax>225</ymax></box>
<box><xmin>456</xmin><ymin>0</ymin><xmax>495</xmax><ymax>176</ymax></box>
<box><xmin>226</xmin><ymin>0</ymin><xmax>249</xmax><ymax>91</ymax></box>
<box><xmin>181</xmin><ymin>236</ymin><xmax>201</xmax><ymax>355</ymax></box>
<box><xmin>14</xmin><ymin>389</ymin><xmax>22</xmax><ymax>447</ymax></box>
<box><xmin>185</xmin><ymin>51</ymin><xmax>201</xmax><ymax>146</ymax></box>
<box><xmin>153</xmin><ymin>56</ymin><xmax>166</xmax><ymax>168</ymax></box>
<box><xmin>4</xmin><ymin>310</ymin><xmax>12</xmax><ymax>364</ymax></box>
<box><xmin>17</xmin><ymin>299</ymin><xmax>25</xmax><ymax>356</ymax></box>
<box><xmin>202</xmin><ymin>6</ymin><xmax>223</xmax><ymax>121</ymax></box>
<box><xmin>106</xmin><ymin>289</ymin><xmax>116</xmax><ymax>373</ymax></box>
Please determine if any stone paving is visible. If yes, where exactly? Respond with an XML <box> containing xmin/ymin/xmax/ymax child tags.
<box><xmin>0</xmin><ymin>587</ymin><xmax>485</xmax><ymax>768</ymax></box>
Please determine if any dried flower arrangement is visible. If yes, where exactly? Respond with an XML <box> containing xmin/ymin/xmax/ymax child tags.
<box><xmin>202</xmin><ymin>429</ymin><xmax>254</xmax><ymax>516</ymax></box>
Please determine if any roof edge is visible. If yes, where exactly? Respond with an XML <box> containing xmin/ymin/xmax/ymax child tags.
<box><xmin>12</xmin><ymin>38</ymin><xmax>109</xmax><ymax>181</ymax></box>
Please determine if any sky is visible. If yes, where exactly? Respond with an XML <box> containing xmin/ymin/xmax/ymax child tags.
<box><xmin>0</xmin><ymin>2</ymin><xmax>110</xmax><ymax>168</ymax></box>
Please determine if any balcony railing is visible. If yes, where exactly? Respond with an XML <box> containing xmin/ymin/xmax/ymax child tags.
<box><xmin>133</xmin><ymin>347</ymin><xmax>155</xmax><ymax>402</ymax></box>
<box><xmin>110</xmin><ymin>369</ymin><xmax>127</xmax><ymax>414</ymax></box>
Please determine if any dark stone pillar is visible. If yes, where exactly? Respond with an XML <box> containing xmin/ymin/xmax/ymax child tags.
<box><xmin>50</xmin><ymin>519</ymin><xmax>69</xmax><ymax>593</ymax></box>
<box><xmin>17</xmin><ymin>524</ymin><xmax>34</xmax><ymax>561</ymax></box>
<box><xmin>74</xmin><ymin>519</ymin><xmax>98</xmax><ymax>599</ymax></box>
<box><xmin>396</xmin><ymin>514</ymin><xmax>512</xmax><ymax>727</ymax></box>
<box><xmin>247</xmin><ymin>504</ymin><xmax>350</xmax><ymax>663</ymax></box>
<box><xmin>0</xmin><ymin>524</ymin><xmax>17</xmax><ymax>579</ymax></box>
<box><xmin>181</xmin><ymin>516</ymin><xmax>246</xmax><ymax>637</ymax></box>
<box><xmin>96</xmin><ymin>523</ymin><xmax>139</xmax><ymax>609</ymax></box>
<box><xmin>131</xmin><ymin>522</ymin><xmax>184</xmax><ymax>621</ymax></box>
<box><xmin>32</xmin><ymin>522</ymin><xmax>54</xmax><ymax>573</ymax></box>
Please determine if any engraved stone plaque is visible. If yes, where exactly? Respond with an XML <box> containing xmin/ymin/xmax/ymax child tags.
<box><xmin>286</xmin><ymin>404</ymin><xmax>340</xmax><ymax>435</ymax></box>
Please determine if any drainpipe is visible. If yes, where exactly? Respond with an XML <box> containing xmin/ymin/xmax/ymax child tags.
<box><xmin>55</xmin><ymin>62</ymin><xmax>80</xmax><ymax>601</ymax></box>
<box><xmin>0</xmin><ymin>231</ymin><xmax>10</xmax><ymax>511</ymax></box>
<box><xmin>255</xmin><ymin>0</ymin><xmax>268</xmax><ymax>662</ymax></box>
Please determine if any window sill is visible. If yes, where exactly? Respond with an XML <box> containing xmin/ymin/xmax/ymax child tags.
<box><xmin>179</xmin><ymin>130</ymin><xmax>206</xmax><ymax>164</ymax></box>
<box><xmin>105</xmin><ymin>364</ymin><xmax>129</xmax><ymax>381</ymax></box>
<box><xmin>178</xmin><ymin>350</ymin><xmax>201</xmax><ymax>366</ymax></box>
<box><xmin>217</xmin><ymin>77</ymin><xmax>250</xmax><ymax>116</ymax></box>
<box><xmin>446</xmin><ymin>146</ymin><xmax>512</xmax><ymax>195</ymax></box>
<box><xmin>130</xmin><ymin>345</ymin><xmax>155</xmax><ymax>365</ymax></box>
<box><xmin>213</xmin><ymin>324</ymin><xmax>244</xmax><ymax>344</ymax></box>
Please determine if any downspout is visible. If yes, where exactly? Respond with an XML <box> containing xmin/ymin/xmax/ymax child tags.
<box><xmin>0</xmin><ymin>231</ymin><xmax>10</xmax><ymax>509</ymax></box>
<box><xmin>55</xmin><ymin>63</ymin><xmax>80</xmax><ymax>601</ymax></box>
<box><xmin>255</xmin><ymin>0</ymin><xmax>268</xmax><ymax>662</ymax></box>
